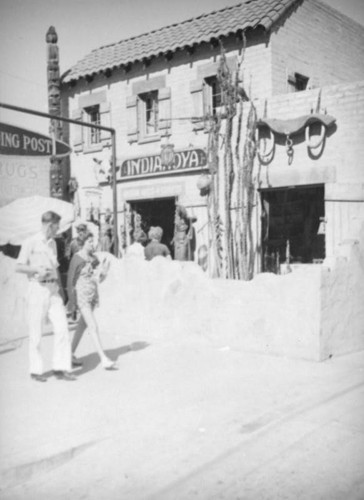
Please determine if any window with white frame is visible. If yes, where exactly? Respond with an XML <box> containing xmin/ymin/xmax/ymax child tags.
<box><xmin>204</xmin><ymin>76</ymin><xmax>223</xmax><ymax>116</ymax></box>
<box><xmin>71</xmin><ymin>91</ymin><xmax>111</xmax><ymax>153</ymax></box>
<box><xmin>190</xmin><ymin>56</ymin><xmax>236</xmax><ymax>131</ymax></box>
<box><xmin>190</xmin><ymin>76</ymin><xmax>224</xmax><ymax>131</ymax></box>
<box><xmin>140</xmin><ymin>91</ymin><xmax>159</xmax><ymax>136</ymax></box>
<box><xmin>126</xmin><ymin>79</ymin><xmax>171</xmax><ymax>144</ymax></box>
<box><xmin>85</xmin><ymin>105</ymin><xmax>101</xmax><ymax>144</ymax></box>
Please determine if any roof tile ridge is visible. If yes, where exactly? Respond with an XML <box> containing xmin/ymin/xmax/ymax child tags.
<box><xmin>94</xmin><ymin>1</ymin><xmax>247</xmax><ymax>52</ymax></box>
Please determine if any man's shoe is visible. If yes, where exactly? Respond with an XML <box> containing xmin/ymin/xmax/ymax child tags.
<box><xmin>72</xmin><ymin>356</ymin><xmax>83</xmax><ymax>368</ymax></box>
<box><xmin>30</xmin><ymin>373</ymin><xmax>47</xmax><ymax>382</ymax></box>
<box><xmin>53</xmin><ymin>370</ymin><xmax>77</xmax><ymax>381</ymax></box>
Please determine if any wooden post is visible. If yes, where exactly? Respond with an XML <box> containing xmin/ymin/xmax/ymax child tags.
<box><xmin>46</xmin><ymin>26</ymin><xmax>65</xmax><ymax>199</ymax></box>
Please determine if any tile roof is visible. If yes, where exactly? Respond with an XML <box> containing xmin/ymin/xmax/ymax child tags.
<box><xmin>62</xmin><ymin>0</ymin><xmax>300</xmax><ymax>84</ymax></box>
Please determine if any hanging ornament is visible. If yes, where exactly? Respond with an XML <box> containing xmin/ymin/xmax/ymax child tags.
<box><xmin>160</xmin><ymin>143</ymin><xmax>175</xmax><ymax>168</ymax></box>
<box><xmin>197</xmin><ymin>173</ymin><xmax>212</xmax><ymax>191</ymax></box>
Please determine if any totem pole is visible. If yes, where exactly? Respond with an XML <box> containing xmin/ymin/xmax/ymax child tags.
<box><xmin>46</xmin><ymin>26</ymin><xmax>65</xmax><ymax>199</ymax></box>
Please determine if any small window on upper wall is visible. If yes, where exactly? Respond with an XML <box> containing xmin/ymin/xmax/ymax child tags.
<box><xmin>85</xmin><ymin>105</ymin><xmax>101</xmax><ymax>144</ymax></box>
<box><xmin>126</xmin><ymin>86</ymin><xmax>171</xmax><ymax>144</ymax></box>
<box><xmin>204</xmin><ymin>76</ymin><xmax>223</xmax><ymax>115</ymax></box>
<box><xmin>140</xmin><ymin>90</ymin><xmax>159</xmax><ymax>136</ymax></box>
<box><xmin>288</xmin><ymin>72</ymin><xmax>309</xmax><ymax>92</ymax></box>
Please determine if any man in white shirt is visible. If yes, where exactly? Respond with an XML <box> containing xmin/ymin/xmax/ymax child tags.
<box><xmin>17</xmin><ymin>211</ymin><xmax>76</xmax><ymax>382</ymax></box>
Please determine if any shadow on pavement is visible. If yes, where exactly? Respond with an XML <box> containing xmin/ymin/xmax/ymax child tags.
<box><xmin>72</xmin><ymin>341</ymin><xmax>150</xmax><ymax>376</ymax></box>
<box><xmin>0</xmin><ymin>332</ymin><xmax>54</xmax><ymax>356</ymax></box>
<box><xmin>0</xmin><ymin>346</ymin><xmax>20</xmax><ymax>355</ymax></box>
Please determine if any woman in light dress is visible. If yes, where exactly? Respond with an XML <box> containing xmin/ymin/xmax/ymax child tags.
<box><xmin>67</xmin><ymin>231</ymin><xmax>116</xmax><ymax>370</ymax></box>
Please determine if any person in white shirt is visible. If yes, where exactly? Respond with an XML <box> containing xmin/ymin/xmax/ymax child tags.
<box><xmin>16</xmin><ymin>211</ymin><xmax>76</xmax><ymax>382</ymax></box>
<box><xmin>125</xmin><ymin>229</ymin><xmax>147</xmax><ymax>259</ymax></box>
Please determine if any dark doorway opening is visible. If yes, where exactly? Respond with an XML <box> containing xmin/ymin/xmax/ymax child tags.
<box><xmin>129</xmin><ymin>197</ymin><xmax>176</xmax><ymax>257</ymax></box>
<box><xmin>261</xmin><ymin>185</ymin><xmax>325</xmax><ymax>272</ymax></box>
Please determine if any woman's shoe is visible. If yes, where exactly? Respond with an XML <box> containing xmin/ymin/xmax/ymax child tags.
<box><xmin>102</xmin><ymin>358</ymin><xmax>117</xmax><ymax>370</ymax></box>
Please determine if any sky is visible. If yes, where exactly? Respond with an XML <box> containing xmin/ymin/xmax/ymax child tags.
<box><xmin>0</xmin><ymin>0</ymin><xmax>363</xmax><ymax>132</ymax></box>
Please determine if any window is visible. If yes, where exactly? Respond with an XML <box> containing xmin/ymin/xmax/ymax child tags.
<box><xmin>261</xmin><ymin>185</ymin><xmax>325</xmax><ymax>272</ymax></box>
<box><xmin>85</xmin><ymin>105</ymin><xmax>101</xmax><ymax>144</ymax></box>
<box><xmin>204</xmin><ymin>76</ymin><xmax>223</xmax><ymax>115</ymax></box>
<box><xmin>190</xmin><ymin>56</ymin><xmax>236</xmax><ymax>131</ymax></box>
<box><xmin>140</xmin><ymin>91</ymin><xmax>159</xmax><ymax>136</ymax></box>
<box><xmin>190</xmin><ymin>74</ymin><xmax>226</xmax><ymax>131</ymax></box>
<box><xmin>72</xmin><ymin>92</ymin><xmax>111</xmax><ymax>153</ymax></box>
<box><xmin>126</xmin><ymin>84</ymin><xmax>171</xmax><ymax>144</ymax></box>
<box><xmin>288</xmin><ymin>72</ymin><xmax>309</xmax><ymax>92</ymax></box>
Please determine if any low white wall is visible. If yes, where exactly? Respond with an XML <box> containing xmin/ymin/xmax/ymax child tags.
<box><xmin>2</xmin><ymin>222</ymin><xmax>363</xmax><ymax>363</ymax></box>
<box><xmin>320</xmin><ymin>220</ymin><xmax>364</xmax><ymax>359</ymax></box>
<box><xmin>207</xmin><ymin>267</ymin><xmax>322</xmax><ymax>361</ymax></box>
<box><xmin>0</xmin><ymin>253</ymin><xmax>30</xmax><ymax>352</ymax></box>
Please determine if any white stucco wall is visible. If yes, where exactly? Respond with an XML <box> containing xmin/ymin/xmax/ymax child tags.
<box><xmin>320</xmin><ymin>219</ymin><xmax>364</xmax><ymax>359</ymax></box>
<box><xmin>205</xmin><ymin>218</ymin><xmax>364</xmax><ymax>361</ymax></box>
<box><xmin>206</xmin><ymin>267</ymin><xmax>322</xmax><ymax>361</ymax></box>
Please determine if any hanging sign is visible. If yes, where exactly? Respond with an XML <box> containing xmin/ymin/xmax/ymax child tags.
<box><xmin>119</xmin><ymin>148</ymin><xmax>207</xmax><ymax>180</ymax></box>
<box><xmin>0</xmin><ymin>122</ymin><xmax>71</xmax><ymax>157</ymax></box>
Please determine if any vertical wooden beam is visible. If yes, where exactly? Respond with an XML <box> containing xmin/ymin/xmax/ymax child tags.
<box><xmin>46</xmin><ymin>26</ymin><xmax>66</xmax><ymax>199</ymax></box>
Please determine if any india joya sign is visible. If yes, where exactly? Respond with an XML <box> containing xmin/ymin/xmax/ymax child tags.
<box><xmin>120</xmin><ymin>148</ymin><xmax>207</xmax><ymax>181</ymax></box>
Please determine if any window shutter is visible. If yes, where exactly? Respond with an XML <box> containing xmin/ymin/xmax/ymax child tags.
<box><xmin>190</xmin><ymin>80</ymin><xmax>204</xmax><ymax>130</ymax></box>
<box><xmin>158</xmin><ymin>87</ymin><xmax>171</xmax><ymax>133</ymax></box>
<box><xmin>100</xmin><ymin>102</ymin><xmax>111</xmax><ymax>145</ymax></box>
<box><xmin>126</xmin><ymin>95</ymin><xmax>138</xmax><ymax>144</ymax></box>
<box><xmin>71</xmin><ymin>108</ymin><xmax>83</xmax><ymax>152</ymax></box>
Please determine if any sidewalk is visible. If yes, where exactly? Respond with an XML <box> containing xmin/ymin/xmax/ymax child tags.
<box><xmin>0</xmin><ymin>324</ymin><xmax>363</xmax><ymax>499</ymax></box>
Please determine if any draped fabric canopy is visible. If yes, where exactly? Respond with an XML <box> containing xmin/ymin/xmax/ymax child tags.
<box><xmin>257</xmin><ymin>113</ymin><xmax>336</xmax><ymax>136</ymax></box>
<box><xmin>0</xmin><ymin>196</ymin><xmax>75</xmax><ymax>245</ymax></box>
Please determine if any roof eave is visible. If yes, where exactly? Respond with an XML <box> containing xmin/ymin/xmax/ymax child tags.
<box><xmin>61</xmin><ymin>25</ymin><xmax>270</xmax><ymax>86</ymax></box>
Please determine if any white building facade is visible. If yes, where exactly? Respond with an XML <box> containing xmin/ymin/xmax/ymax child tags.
<box><xmin>60</xmin><ymin>0</ymin><xmax>364</xmax><ymax>277</ymax></box>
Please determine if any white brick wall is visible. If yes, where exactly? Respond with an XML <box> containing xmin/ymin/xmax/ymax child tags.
<box><xmin>61</xmin><ymin>0</ymin><xmax>364</xmax><ymax>259</ymax></box>
<box><xmin>271</xmin><ymin>0</ymin><xmax>364</xmax><ymax>95</ymax></box>
<box><xmin>254</xmin><ymin>80</ymin><xmax>364</xmax><ymax>259</ymax></box>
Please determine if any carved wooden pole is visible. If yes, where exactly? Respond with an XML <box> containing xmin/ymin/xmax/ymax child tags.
<box><xmin>46</xmin><ymin>26</ymin><xmax>64</xmax><ymax>199</ymax></box>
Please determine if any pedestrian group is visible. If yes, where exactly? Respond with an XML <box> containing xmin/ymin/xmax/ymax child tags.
<box><xmin>17</xmin><ymin>208</ymin><xmax>196</xmax><ymax>382</ymax></box>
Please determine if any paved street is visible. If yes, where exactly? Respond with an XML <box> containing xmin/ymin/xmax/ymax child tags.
<box><xmin>1</xmin><ymin>324</ymin><xmax>363</xmax><ymax>499</ymax></box>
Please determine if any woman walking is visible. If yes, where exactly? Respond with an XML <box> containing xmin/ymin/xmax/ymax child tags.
<box><xmin>67</xmin><ymin>231</ymin><xmax>116</xmax><ymax>370</ymax></box>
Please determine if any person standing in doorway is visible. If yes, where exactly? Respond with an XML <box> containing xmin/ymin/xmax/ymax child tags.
<box><xmin>67</xmin><ymin>231</ymin><xmax>116</xmax><ymax>370</ymax></box>
<box><xmin>98</xmin><ymin>224</ymin><xmax>113</xmax><ymax>253</ymax></box>
<box><xmin>144</xmin><ymin>226</ymin><xmax>171</xmax><ymax>261</ymax></box>
<box><xmin>125</xmin><ymin>229</ymin><xmax>147</xmax><ymax>259</ymax></box>
<box><xmin>16</xmin><ymin>211</ymin><xmax>76</xmax><ymax>382</ymax></box>
<box><xmin>172</xmin><ymin>205</ymin><xmax>197</xmax><ymax>261</ymax></box>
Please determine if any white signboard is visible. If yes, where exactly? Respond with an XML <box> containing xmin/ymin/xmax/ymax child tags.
<box><xmin>0</xmin><ymin>155</ymin><xmax>50</xmax><ymax>208</ymax></box>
